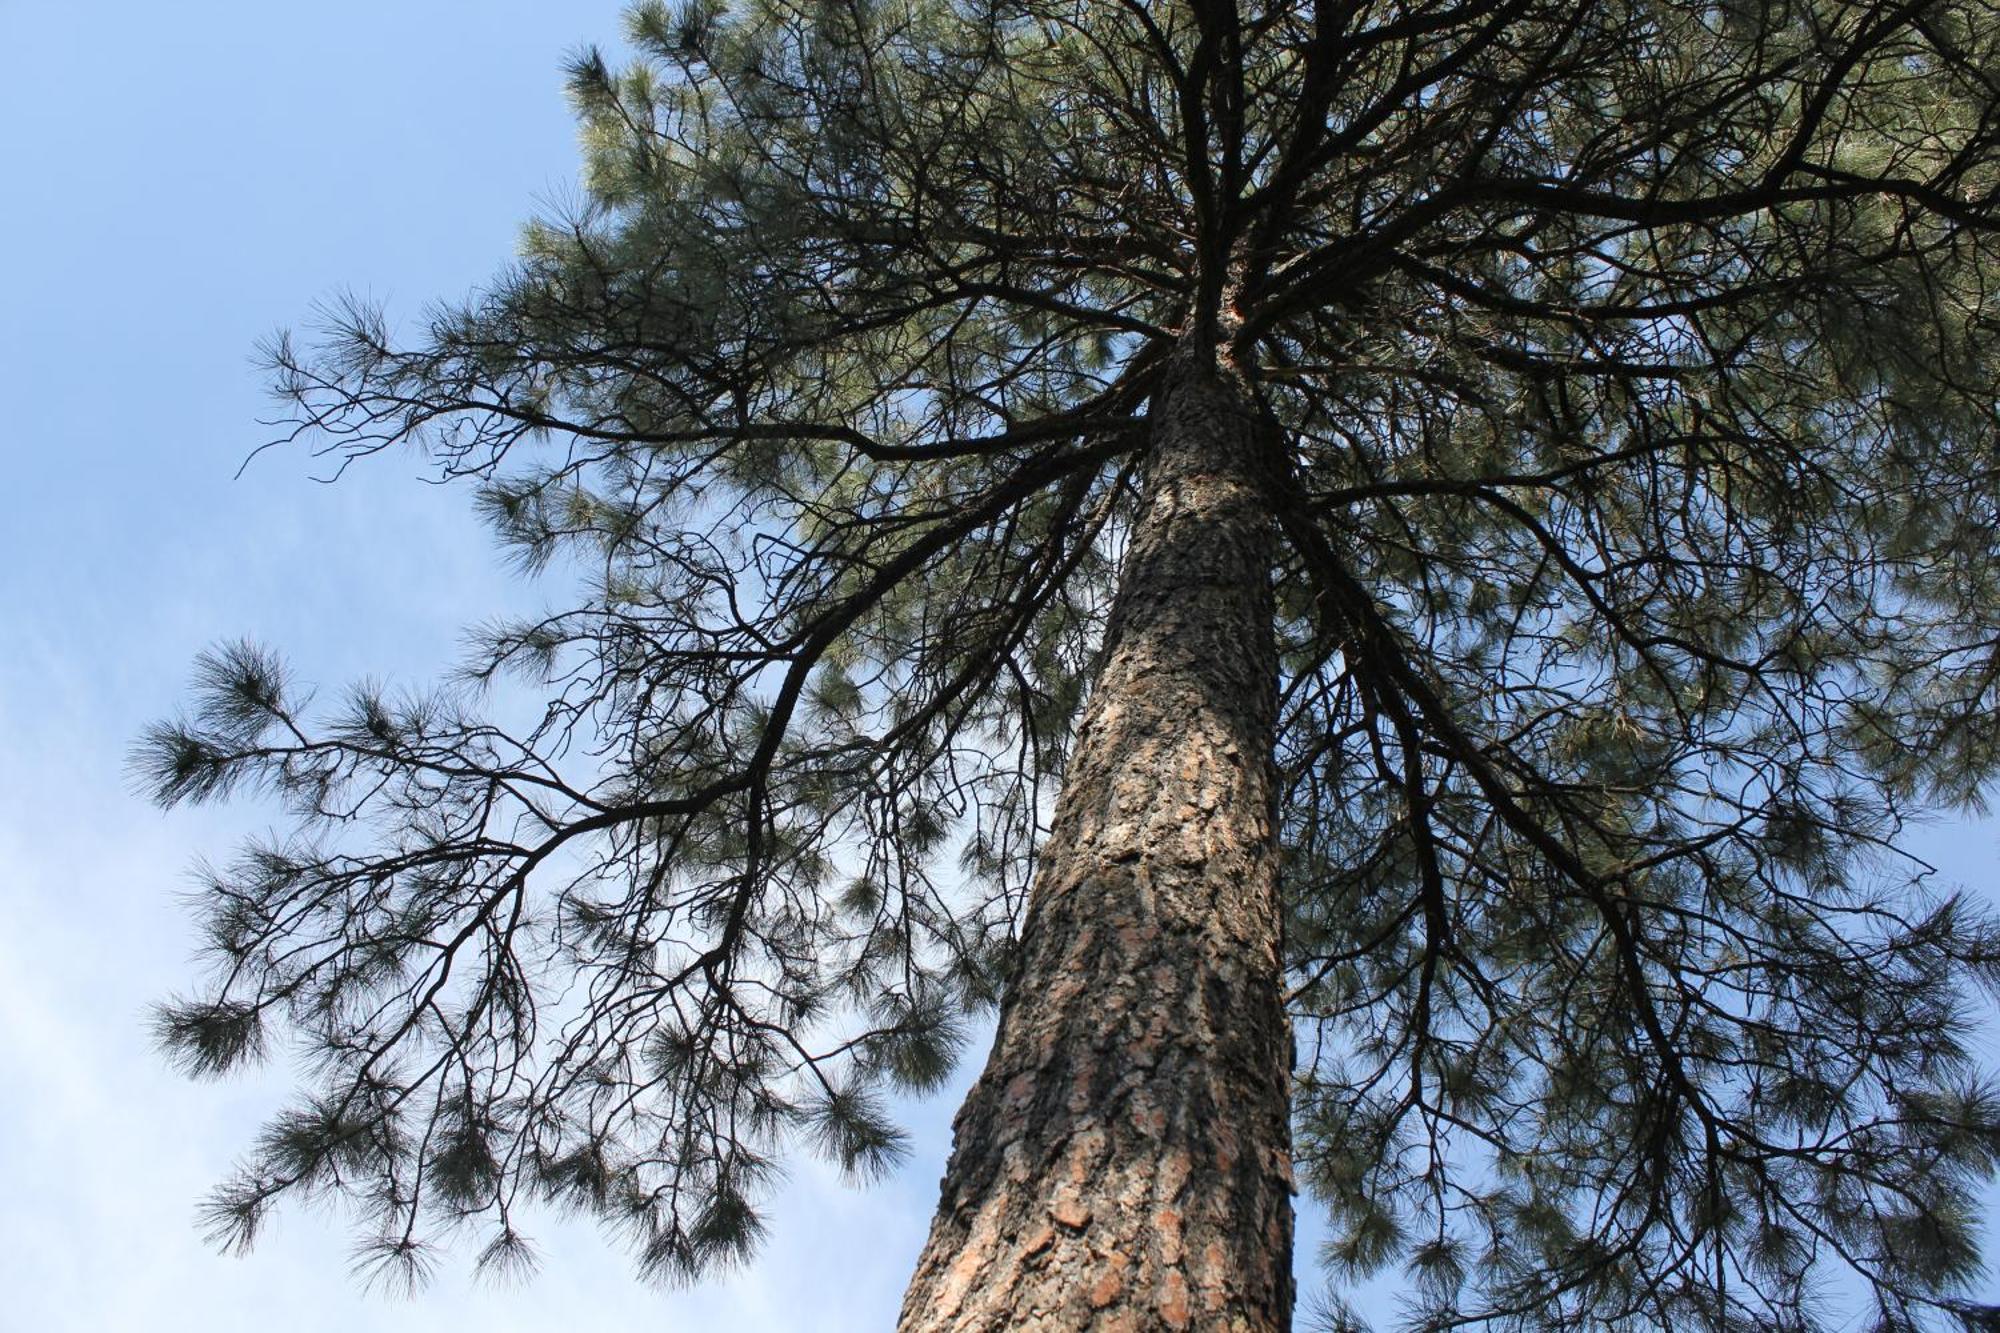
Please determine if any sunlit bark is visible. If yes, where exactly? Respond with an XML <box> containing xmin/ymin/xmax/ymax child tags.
<box><xmin>901</xmin><ymin>345</ymin><xmax>1292</xmax><ymax>1332</ymax></box>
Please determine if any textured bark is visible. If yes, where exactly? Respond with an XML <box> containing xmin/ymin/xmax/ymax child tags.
<box><xmin>899</xmin><ymin>348</ymin><xmax>1293</xmax><ymax>1332</ymax></box>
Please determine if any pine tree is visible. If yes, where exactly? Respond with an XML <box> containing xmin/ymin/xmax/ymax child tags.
<box><xmin>139</xmin><ymin>1</ymin><xmax>2000</xmax><ymax>1328</ymax></box>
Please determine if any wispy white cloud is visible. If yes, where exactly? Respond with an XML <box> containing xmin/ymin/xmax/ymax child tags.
<box><xmin>0</xmin><ymin>633</ymin><xmax>960</xmax><ymax>1330</ymax></box>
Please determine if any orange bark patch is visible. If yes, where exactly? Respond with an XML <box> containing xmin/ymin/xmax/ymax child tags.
<box><xmin>1154</xmin><ymin>1206</ymin><xmax>1183</xmax><ymax>1265</ymax></box>
<box><xmin>1050</xmin><ymin>1191</ymin><xmax>1092</xmax><ymax>1230</ymax></box>
<box><xmin>1202</xmin><ymin>1241</ymin><xmax>1230</xmax><ymax>1310</ymax></box>
<box><xmin>1160</xmin><ymin>1269</ymin><xmax>1192</xmax><ymax>1330</ymax></box>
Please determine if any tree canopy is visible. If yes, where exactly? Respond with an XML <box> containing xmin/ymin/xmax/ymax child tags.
<box><xmin>141</xmin><ymin>0</ymin><xmax>2000</xmax><ymax>1327</ymax></box>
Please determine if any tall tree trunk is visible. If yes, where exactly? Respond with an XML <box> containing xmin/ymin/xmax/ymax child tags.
<box><xmin>899</xmin><ymin>346</ymin><xmax>1293</xmax><ymax>1332</ymax></box>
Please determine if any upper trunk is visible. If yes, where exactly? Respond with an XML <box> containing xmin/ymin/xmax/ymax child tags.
<box><xmin>899</xmin><ymin>348</ymin><xmax>1293</xmax><ymax>1332</ymax></box>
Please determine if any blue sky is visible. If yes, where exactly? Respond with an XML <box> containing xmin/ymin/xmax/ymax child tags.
<box><xmin>0</xmin><ymin>3</ymin><xmax>1994</xmax><ymax>1330</ymax></box>
<box><xmin>0</xmin><ymin>2</ymin><xmax>940</xmax><ymax>1327</ymax></box>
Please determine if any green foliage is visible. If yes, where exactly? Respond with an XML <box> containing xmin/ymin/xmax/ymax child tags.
<box><xmin>151</xmin><ymin>997</ymin><xmax>266</xmax><ymax>1078</ymax></box>
<box><xmin>804</xmin><ymin>1084</ymin><xmax>910</xmax><ymax>1184</ymax></box>
<box><xmin>146</xmin><ymin>0</ymin><xmax>2000</xmax><ymax>1325</ymax></box>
